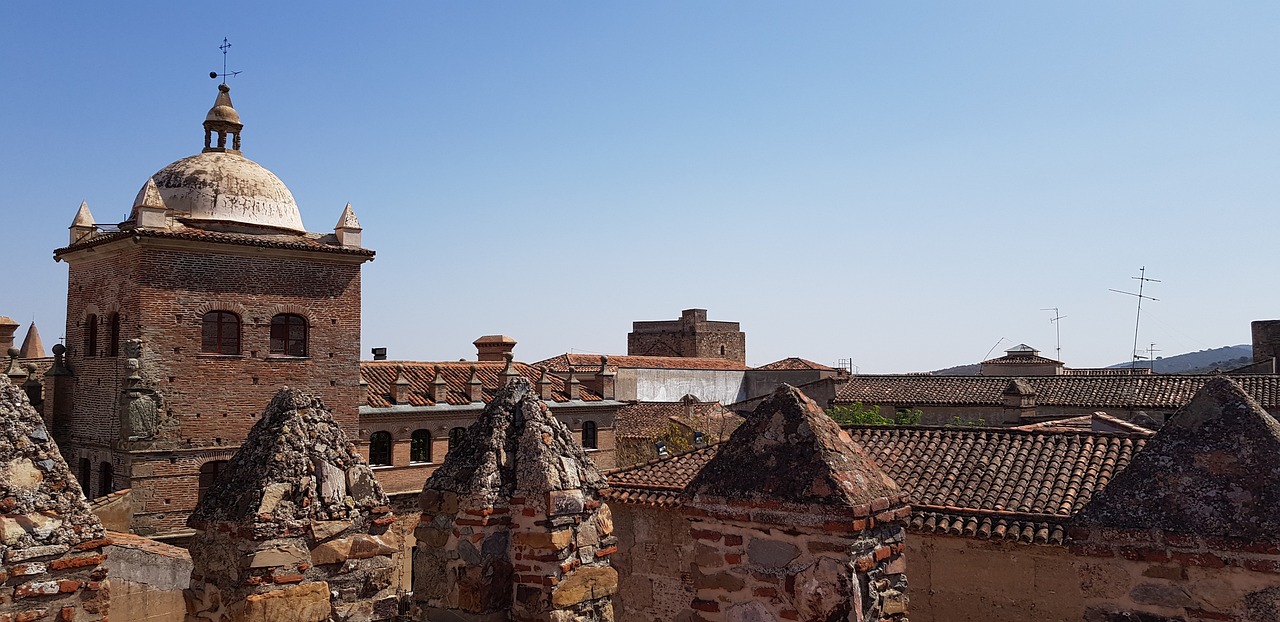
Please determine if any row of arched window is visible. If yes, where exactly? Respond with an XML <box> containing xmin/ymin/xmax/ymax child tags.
<box><xmin>78</xmin><ymin>458</ymin><xmax>114</xmax><ymax>499</ymax></box>
<box><xmin>364</xmin><ymin>421</ymin><xmax>599</xmax><ymax>467</ymax></box>
<box><xmin>83</xmin><ymin>313</ymin><xmax>121</xmax><ymax>358</ymax></box>
<box><xmin>201</xmin><ymin>312</ymin><xmax>308</xmax><ymax>357</ymax></box>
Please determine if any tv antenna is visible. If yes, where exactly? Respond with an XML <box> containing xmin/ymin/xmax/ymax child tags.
<box><xmin>982</xmin><ymin>337</ymin><xmax>1009</xmax><ymax>362</ymax></box>
<box><xmin>1040</xmin><ymin>307</ymin><xmax>1066</xmax><ymax>362</ymax></box>
<box><xmin>209</xmin><ymin>37</ymin><xmax>242</xmax><ymax>83</ymax></box>
<box><xmin>1109</xmin><ymin>267</ymin><xmax>1160</xmax><ymax>369</ymax></box>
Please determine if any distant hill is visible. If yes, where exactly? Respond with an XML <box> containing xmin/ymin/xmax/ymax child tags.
<box><xmin>1104</xmin><ymin>345</ymin><xmax>1253</xmax><ymax>374</ymax></box>
<box><xmin>926</xmin><ymin>345</ymin><xmax>1254</xmax><ymax>376</ymax></box>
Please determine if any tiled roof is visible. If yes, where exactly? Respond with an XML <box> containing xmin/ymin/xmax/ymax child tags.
<box><xmin>753</xmin><ymin>357</ymin><xmax>836</xmax><ymax>371</ymax></box>
<box><xmin>614</xmin><ymin>401</ymin><xmax>741</xmax><ymax>440</ymax></box>
<box><xmin>981</xmin><ymin>354</ymin><xmax>1062</xmax><ymax>366</ymax></box>
<box><xmin>1013</xmin><ymin>413</ymin><xmax>1155</xmax><ymax>436</ymax></box>
<box><xmin>834</xmin><ymin>374</ymin><xmax>1280</xmax><ymax>409</ymax></box>
<box><xmin>55</xmin><ymin>223</ymin><xmax>375</xmax><ymax>258</ymax></box>
<box><xmin>534</xmin><ymin>353</ymin><xmax>749</xmax><ymax>372</ymax></box>
<box><xmin>603</xmin><ymin>426</ymin><xmax>1148</xmax><ymax>544</ymax></box>
<box><xmin>1061</xmin><ymin>368</ymin><xmax>1152</xmax><ymax>376</ymax></box>
<box><xmin>361</xmin><ymin>361</ymin><xmax>602</xmax><ymax>409</ymax></box>
<box><xmin>602</xmin><ymin>446</ymin><xmax>717</xmax><ymax>508</ymax></box>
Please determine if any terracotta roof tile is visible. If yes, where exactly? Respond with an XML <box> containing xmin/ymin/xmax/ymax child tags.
<box><xmin>753</xmin><ymin>357</ymin><xmax>836</xmax><ymax>371</ymax></box>
<box><xmin>603</xmin><ymin>426</ymin><xmax>1148</xmax><ymax>545</ymax></box>
<box><xmin>834</xmin><ymin>374</ymin><xmax>1280</xmax><ymax>409</ymax></box>
<box><xmin>1013</xmin><ymin>413</ymin><xmax>1155</xmax><ymax>436</ymax></box>
<box><xmin>980</xmin><ymin>354</ymin><xmax>1063</xmax><ymax>366</ymax></box>
<box><xmin>55</xmin><ymin>223</ymin><xmax>375</xmax><ymax>257</ymax></box>
<box><xmin>361</xmin><ymin>361</ymin><xmax>602</xmax><ymax>408</ymax></box>
<box><xmin>534</xmin><ymin>353</ymin><xmax>749</xmax><ymax>372</ymax></box>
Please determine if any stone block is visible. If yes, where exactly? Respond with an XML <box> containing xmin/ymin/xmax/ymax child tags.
<box><xmin>311</xmin><ymin>538</ymin><xmax>354</xmax><ymax>566</ymax></box>
<box><xmin>346</xmin><ymin>466</ymin><xmax>378</xmax><ymax>505</ymax></box>
<box><xmin>4</xmin><ymin>458</ymin><xmax>44</xmax><ymax>493</ymax></box>
<box><xmin>550</xmin><ymin>490</ymin><xmax>586</xmax><ymax>517</ymax></box>
<box><xmin>746</xmin><ymin>538</ymin><xmax>799</xmax><ymax>569</ymax></box>
<box><xmin>314</xmin><ymin>459</ymin><xmax>347</xmax><ymax>503</ymax></box>
<box><xmin>257</xmin><ymin>483</ymin><xmax>292</xmax><ymax>515</ymax></box>
<box><xmin>514</xmin><ymin>529</ymin><xmax>573</xmax><ymax>551</ymax></box>
<box><xmin>238</xmin><ymin>581</ymin><xmax>332</xmax><ymax>622</ymax></box>
<box><xmin>551</xmin><ymin>566</ymin><xmax>619</xmax><ymax>607</ymax></box>
<box><xmin>596</xmin><ymin>504</ymin><xmax>614</xmax><ymax>537</ymax></box>
<box><xmin>348</xmin><ymin>534</ymin><xmax>397</xmax><ymax>559</ymax></box>
<box><xmin>416</xmin><ymin>526</ymin><xmax>450</xmax><ymax>548</ymax></box>
<box><xmin>247</xmin><ymin>540</ymin><xmax>309</xmax><ymax>568</ymax></box>
<box><xmin>793</xmin><ymin>557</ymin><xmax>852</xmax><ymax>620</ymax></box>
<box><xmin>310</xmin><ymin>519</ymin><xmax>351</xmax><ymax>542</ymax></box>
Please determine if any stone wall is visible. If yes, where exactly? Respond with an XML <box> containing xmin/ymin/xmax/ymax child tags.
<box><xmin>0</xmin><ymin>378</ymin><xmax>110</xmax><ymax>622</ymax></box>
<box><xmin>413</xmin><ymin>379</ymin><xmax>617</xmax><ymax>622</ymax></box>
<box><xmin>608</xmin><ymin>503</ymin><xmax>695</xmax><ymax>622</ymax></box>
<box><xmin>102</xmin><ymin>531</ymin><xmax>191</xmax><ymax>622</ymax></box>
<box><xmin>185</xmin><ymin>388</ymin><xmax>397</xmax><ymax>622</ymax></box>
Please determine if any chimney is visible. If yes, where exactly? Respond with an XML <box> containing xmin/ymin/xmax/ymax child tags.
<box><xmin>474</xmin><ymin>335</ymin><xmax>517</xmax><ymax>362</ymax></box>
<box><xmin>588</xmin><ymin>355</ymin><xmax>615</xmax><ymax>400</ymax></box>
<box><xmin>6</xmin><ymin>349</ymin><xmax>27</xmax><ymax>384</ymax></box>
<box><xmin>501</xmin><ymin>353</ymin><xmax>522</xmax><ymax>386</ymax></box>
<box><xmin>565</xmin><ymin>366</ymin><xmax>581</xmax><ymax>401</ymax></box>
<box><xmin>536</xmin><ymin>367</ymin><xmax>555</xmax><ymax>400</ymax></box>
<box><xmin>371</xmin><ymin>347</ymin><xmax>387</xmax><ymax>361</ymax></box>
<box><xmin>392</xmin><ymin>366</ymin><xmax>410</xmax><ymax>404</ymax></box>
<box><xmin>467</xmin><ymin>365</ymin><xmax>484</xmax><ymax>403</ymax></box>
<box><xmin>429</xmin><ymin>365</ymin><xmax>448</xmax><ymax>404</ymax></box>
<box><xmin>0</xmin><ymin>317</ymin><xmax>17</xmax><ymax>352</ymax></box>
<box><xmin>69</xmin><ymin>201</ymin><xmax>97</xmax><ymax>245</ymax></box>
<box><xmin>1002</xmin><ymin>378</ymin><xmax>1038</xmax><ymax>420</ymax></box>
<box><xmin>682</xmin><ymin>393</ymin><xmax>697</xmax><ymax>420</ymax></box>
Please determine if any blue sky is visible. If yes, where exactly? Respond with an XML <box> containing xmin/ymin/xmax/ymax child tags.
<box><xmin>4</xmin><ymin>2</ymin><xmax>1279</xmax><ymax>372</ymax></box>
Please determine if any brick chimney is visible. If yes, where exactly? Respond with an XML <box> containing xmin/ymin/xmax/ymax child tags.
<box><xmin>466</xmin><ymin>365</ymin><xmax>484</xmax><ymax>403</ymax></box>
<box><xmin>392</xmin><ymin>366</ymin><xmax>411</xmax><ymax>404</ymax></box>
<box><xmin>474</xmin><ymin>335</ymin><xmax>516</xmax><ymax>362</ymax></box>
<box><xmin>582</xmin><ymin>355</ymin><xmax>616</xmax><ymax>400</ymax></box>
<box><xmin>0</xmin><ymin>316</ymin><xmax>18</xmax><ymax>352</ymax></box>
<box><xmin>429</xmin><ymin>365</ymin><xmax>448</xmax><ymax>403</ymax></box>
<box><xmin>537</xmin><ymin>367</ymin><xmax>555</xmax><ymax>400</ymax></box>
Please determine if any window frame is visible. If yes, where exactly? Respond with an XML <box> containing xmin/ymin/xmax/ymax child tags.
<box><xmin>269</xmin><ymin>313</ymin><xmax>308</xmax><ymax>357</ymax></box>
<box><xmin>582</xmin><ymin>420</ymin><xmax>598</xmax><ymax>450</ymax></box>
<box><xmin>410</xmin><ymin>429</ymin><xmax>432</xmax><ymax>464</ymax></box>
<box><xmin>107</xmin><ymin>313</ymin><xmax>121</xmax><ymax>357</ymax></box>
<box><xmin>201</xmin><ymin>311</ymin><xmax>242</xmax><ymax>355</ymax></box>
<box><xmin>198</xmin><ymin>460</ymin><xmax>229</xmax><ymax>502</ymax></box>
<box><xmin>369</xmin><ymin>431</ymin><xmax>393</xmax><ymax>467</ymax></box>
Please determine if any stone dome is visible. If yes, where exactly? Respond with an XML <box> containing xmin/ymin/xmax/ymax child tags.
<box><xmin>142</xmin><ymin>150</ymin><xmax>306</xmax><ymax>233</ymax></box>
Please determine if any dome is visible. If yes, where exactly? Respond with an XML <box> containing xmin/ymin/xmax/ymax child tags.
<box><xmin>144</xmin><ymin>151</ymin><xmax>306</xmax><ymax>232</ymax></box>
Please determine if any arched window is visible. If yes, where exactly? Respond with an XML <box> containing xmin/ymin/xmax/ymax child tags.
<box><xmin>98</xmin><ymin>462</ymin><xmax>113</xmax><ymax>498</ymax></box>
<box><xmin>84</xmin><ymin>314</ymin><xmax>98</xmax><ymax>357</ymax></box>
<box><xmin>410</xmin><ymin>429</ymin><xmax>432</xmax><ymax>463</ymax></box>
<box><xmin>448</xmin><ymin>427</ymin><xmax>466</xmax><ymax>450</ymax></box>
<box><xmin>198</xmin><ymin>460</ymin><xmax>229</xmax><ymax>502</ymax></box>
<box><xmin>201</xmin><ymin>312</ymin><xmax>241</xmax><ymax>355</ymax></box>
<box><xmin>107</xmin><ymin>313</ymin><xmax>121</xmax><ymax>357</ymax></box>
<box><xmin>78</xmin><ymin>458</ymin><xmax>91</xmax><ymax>495</ymax></box>
<box><xmin>270</xmin><ymin>314</ymin><xmax>308</xmax><ymax>357</ymax></box>
<box><xmin>582</xmin><ymin>420</ymin><xmax>598</xmax><ymax>450</ymax></box>
<box><xmin>369</xmin><ymin>431</ymin><xmax>392</xmax><ymax>466</ymax></box>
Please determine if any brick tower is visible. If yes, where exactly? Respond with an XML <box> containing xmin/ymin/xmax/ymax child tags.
<box><xmin>627</xmin><ymin>308</ymin><xmax>746</xmax><ymax>362</ymax></box>
<box><xmin>51</xmin><ymin>83</ymin><xmax>374</xmax><ymax>537</ymax></box>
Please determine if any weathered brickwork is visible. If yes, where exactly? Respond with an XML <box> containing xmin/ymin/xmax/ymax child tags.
<box><xmin>413</xmin><ymin>379</ymin><xmax>617</xmax><ymax>622</ymax></box>
<box><xmin>185</xmin><ymin>388</ymin><xmax>397</xmax><ymax>622</ymax></box>
<box><xmin>0</xmin><ymin>377</ymin><xmax>110</xmax><ymax>622</ymax></box>
<box><xmin>55</xmin><ymin>238</ymin><xmax>368</xmax><ymax>536</ymax></box>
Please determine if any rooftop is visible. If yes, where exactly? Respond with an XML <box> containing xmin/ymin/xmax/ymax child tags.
<box><xmin>534</xmin><ymin>353</ymin><xmax>750</xmax><ymax>372</ymax></box>
<box><xmin>753</xmin><ymin>357</ymin><xmax>837</xmax><ymax>371</ymax></box>
<box><xmin>361</xmin><ymin>360</ymin><xmax>604</xmax><ymax>409</ymax></box>
<box><xmin>604</xmin><ymin>424</ymin><xmax>1149</xmax><ymax>544</ymax></box>
<box><xmin>834</xmin><ymin>374</ymin><xmax>1280</xmax><ymax>409</ymax></box>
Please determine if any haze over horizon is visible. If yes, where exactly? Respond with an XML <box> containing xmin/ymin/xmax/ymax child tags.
<box><xmin>5</xmin><ymin>2</ymin><xmax>1279</xmax><ymax>373</ymax></box>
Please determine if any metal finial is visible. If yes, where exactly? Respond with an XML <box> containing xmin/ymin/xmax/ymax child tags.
<box><xmin>209</xmin><ymin>37</ymin><xmax>242</xmax><ymax>84</ymax></box>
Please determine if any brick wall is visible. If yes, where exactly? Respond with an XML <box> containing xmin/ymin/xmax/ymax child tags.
<box><xmin>58</xmin><ymin>239</ymin><xmax>367</xmax><ymax>536</ymax></box>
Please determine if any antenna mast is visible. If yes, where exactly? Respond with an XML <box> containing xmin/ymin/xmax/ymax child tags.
<box><xmin>1040</xmin><ymin>307</ymin><xmax>1066</xmax><ymax>361</ymax></box>
<box><xmin>209</xmin><ymin>37</ymin><xmax>242</xmax><ymax>83</ymax></box>
<box><xmin>1109</xmin><ymin>267</ymin><xmax>1161</xmax><ymax>369</ymax></box>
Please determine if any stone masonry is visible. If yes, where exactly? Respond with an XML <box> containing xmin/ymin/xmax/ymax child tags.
<box><xmin>185</xmin><ymin>388</ymin><xmax>397</xmax><ymax>622</ymax></box>
<box><xmin>627</xmin><ymin>309</ymin><xmax>746</xmax><ymax>363</ymax></box>
<box><xmin>1070</xmin><ymin>377</ymin><xmax>1280</xmax><ymax>621</ymax></box>
<box><xmin>414</xmin><ymin>378</ymin><xmax>617</xmax><ymax>622</ymax></box>
<box><xmin>680</xmin><ymin>385</ymin><xmax>910</xmax><ymax>622</ymax></box>
<box><xmin>0</xmin><ymin>376</ymin><xmax>110</xmax><ymax>622</ymax></box>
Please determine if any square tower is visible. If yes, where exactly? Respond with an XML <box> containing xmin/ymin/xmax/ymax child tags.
<box><xmin>51</xmin><ymin>84</ymin><xmax>374</xmax><ymax>537</ymax></box>
<box><xmin>627</xmin><ymin>308</ymin><xmax>746</xmax><ymax>362</ymax></box>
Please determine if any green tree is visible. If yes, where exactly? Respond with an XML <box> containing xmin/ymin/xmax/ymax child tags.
<box><xmin>825</xmin><ymin>402</ymin><xmax>922</xmax><ymax>426</ymax></box>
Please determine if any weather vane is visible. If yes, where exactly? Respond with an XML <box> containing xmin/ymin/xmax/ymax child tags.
<box><xmin>209</xmin><ymin>37</ymin><xmax>242</xmax><ymax>84</ymax></box>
